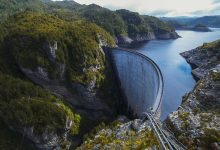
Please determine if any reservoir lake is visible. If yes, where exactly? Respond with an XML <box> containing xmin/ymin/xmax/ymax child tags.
<box><xmin>138</xmin><ymin>28</ymin><xmax>220</xmax><ymax>120</ymax></box>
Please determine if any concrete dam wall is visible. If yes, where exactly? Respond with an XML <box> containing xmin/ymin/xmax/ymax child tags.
<box><xmin>110</xmin><ymin>48</ymin><xmax>164</xmax><ymax>117</ymax></box>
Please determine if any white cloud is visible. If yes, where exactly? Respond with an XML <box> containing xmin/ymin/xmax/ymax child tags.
<box><xmin>71</xmin><ymin>0</ymin><xmax>220</xmax><ymax>16</ymax></box>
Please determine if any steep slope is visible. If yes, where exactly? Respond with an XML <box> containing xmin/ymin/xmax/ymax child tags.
<box><xmin>2</xmin><ymin>11</ymin><xmax>119</xmax><ymax>119</ymax></box>
<box><xmin>0</xmin><ymin>73</ymin><xmax>80</xmax><ymax>149</ymax></box>
<box><xmin>0</xmin><ymin>12</ymin><xmax>121</xmax><ymax>148</ymax></box>
<box><xmin>0</xmin><ymin>14</ymin><xmax>83</xmax><ymax>149</ymax></box>
<box><xmin>77</xmin><ymin>4</ymin><xmax>127</xmax><ymax>36</ymax></box>
<box><xmin>78</xmin><ymin>7</ymin><xmax>179</xmax><ymax>46</ymax></box>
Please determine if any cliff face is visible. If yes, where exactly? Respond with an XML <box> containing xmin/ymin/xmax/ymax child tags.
<box><xmin>166</xmin><ymin>40</ymin><xmax>220</xmax><ymax>149</ymax></box>
<box><xmin>4</xmin><ymin>13</ymin><xmax>118</xmax><ymax>121</ymax></box>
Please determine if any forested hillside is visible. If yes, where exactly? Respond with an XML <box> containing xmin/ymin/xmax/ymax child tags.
<box><xmin>0</xmin><ymin>11</ymin><xmax>118</xmax><ymax>149</ymax></box>
<box><xmin>0</xmin><ymin>0</ymin><xmax>178</xmax><ymax>45</ymax></box>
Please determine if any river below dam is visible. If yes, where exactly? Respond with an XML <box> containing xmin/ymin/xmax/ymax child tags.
<box><xmin>137</xmin><ymin>28</ymin><xmax>220</xmax><ymax>120</ymax></box>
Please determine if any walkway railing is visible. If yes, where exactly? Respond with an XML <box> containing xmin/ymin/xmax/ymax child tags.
<box><xmin>143</xmin><ymin>111</ymin><xmax>186</xmax><ymax>150</ymax></box>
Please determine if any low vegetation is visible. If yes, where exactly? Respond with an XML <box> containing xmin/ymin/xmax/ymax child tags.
<box><xmin>78</xmin><ymin>121</ymin><xmax>159</xmax><ymax>149</ymax></box>
<box><xmin>201</xmin><ymin>39</ymin><xmax>220</xmax><ymax>50</ymax></box>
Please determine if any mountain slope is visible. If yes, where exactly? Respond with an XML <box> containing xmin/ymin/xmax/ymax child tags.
<box><xmin>0</xmin><ymin>12</ymin><xmax>120</xmax><ymax>149</ymax></box>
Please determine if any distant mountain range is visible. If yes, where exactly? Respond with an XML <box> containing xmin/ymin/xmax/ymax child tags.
<box><xmin>161</xmin><ymin>16</ymin><xmax>220</xmax><ymax>28</ymax></box>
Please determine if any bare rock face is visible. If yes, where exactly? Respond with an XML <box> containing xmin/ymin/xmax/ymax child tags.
<box><xmin>44</xmin><ymin>41</ymin><xmax>58</xmax><ymax>61</ymax></box>
<box><xmin>22</xmin><ymin>127</ymin><xmax>61</xmax><ymax>150</ymax></box>
<box><xmin>115</xmin><ymin>35</ymin><xmax>133</xmax><ymax>45</ymax></box>
<box><xmin>130</xmin><ymin>32</ymin><xmax>157</xmax><ymax>42</ymax></box>
<box><xmin>21</xmin><ymin>67</ymin><xmax>50</xmax><ymax>81</ymax></box>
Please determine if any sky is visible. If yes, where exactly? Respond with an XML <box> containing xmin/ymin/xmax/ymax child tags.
<box><xmin>66</xmin><ymin>0</ymin><xmax>220</xmax><ymax>17</ymax></box>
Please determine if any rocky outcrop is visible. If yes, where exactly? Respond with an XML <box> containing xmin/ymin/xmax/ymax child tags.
<box><xmin>181</xmin><ymin>46</ymin><xmax>220</xmax><ymax>79</ymax></box>
<box><xmin>130</xmin><ymin>32</ymin><xmax>157</xmax><ymax>42</ymax></box>
<box><xmin>19</xmin><ymin>127</ymin><xmax>63</xmax><ymax>150</ymax></box>
<box><xmin>77</xmin><ymin>116</ymin><xmax>159</xmax><ymax>149</ymax></box>
<box><xmin>166</xmin><ymin>41</ymin><xmax>220</xmax><ymax>149</ymax></box>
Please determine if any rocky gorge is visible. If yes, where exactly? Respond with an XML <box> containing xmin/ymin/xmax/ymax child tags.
<box><xmin>0</xmin><ymin>0</ymin><xmax>219</xmax><ymax>149</ymax></box>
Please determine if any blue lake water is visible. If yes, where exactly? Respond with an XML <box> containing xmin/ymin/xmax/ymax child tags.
<box><xmin>137</xmin><ymin>28</ymin><xmax>220</xmax><ymax>120</ymax></box>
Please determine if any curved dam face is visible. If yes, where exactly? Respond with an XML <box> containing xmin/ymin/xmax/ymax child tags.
<box><xmin>110</xmin><ymin>48</ymin><xmax>164</xmax><ymax>117</ymax></box>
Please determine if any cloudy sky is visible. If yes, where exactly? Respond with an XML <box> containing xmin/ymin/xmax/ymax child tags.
<box><xmin>71</xmin><ymin>0</ymin><xmax>220</xmax><ymax>17</ymax></box>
